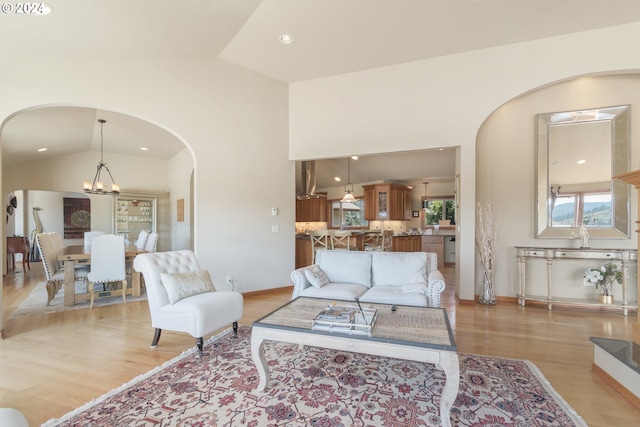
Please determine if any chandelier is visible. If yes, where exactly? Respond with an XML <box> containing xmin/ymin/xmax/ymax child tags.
<box><xmin>83</xmin><ymin>119</ymin><xmax>120</xmax><ymax>195</ymax></box>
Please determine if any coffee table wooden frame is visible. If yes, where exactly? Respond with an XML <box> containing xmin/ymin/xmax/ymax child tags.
<box><xmin>251</xmin><ymin>297</ymin><xmax>459</xmax><ymax>427</ymax></box>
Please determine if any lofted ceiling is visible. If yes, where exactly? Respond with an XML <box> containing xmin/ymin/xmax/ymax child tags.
<box><xmin>2</xmin><ymin>0</ymin><xmax>639</xmax><ymax>173</ymax></box>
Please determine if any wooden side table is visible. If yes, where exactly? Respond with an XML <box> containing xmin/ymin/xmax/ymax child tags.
<box><xmin>6</xmin><ymin>236</ymin><xmax>30</xmax><ymax>272</ymax></box>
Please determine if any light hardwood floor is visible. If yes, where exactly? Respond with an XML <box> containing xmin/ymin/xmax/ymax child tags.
<box><xmin>1</xmin><ymin>263</ymin><xmax>639</xmax><ymax>426</ymax></box>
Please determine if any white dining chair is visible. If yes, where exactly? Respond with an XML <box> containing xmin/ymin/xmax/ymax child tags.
<box><xmin>144</xmin><ymin>232</ymin><xmax>159</xmax><ymax>253</ymax></box>
<box><xmin>83</xmin><ymin>231</ymin><xmax>103</xmax><ymax>247</ymax></box>
<box><xmin>86</xmin><ymin>234</ymin><xmax>127</xmax><ymax>309</ymax></box>
<box><xmin>135</xmin><ymin>230</ymin><xmax>150</xmax><ymax>250</ymax></box>
<box><xmin>36</xmin><ymin>233</ymin><xmax>88</xmax><ymax>305</ymax></box>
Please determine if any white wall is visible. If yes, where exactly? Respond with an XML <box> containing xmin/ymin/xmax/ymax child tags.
<box><xmin>477</xmin><ymin>74</ymin><xmax>640</xmax><ymax>303</ymax></box>
<box><xmin>289</xmin><ymin>22</ymin><xmax>640</xmax><ymax>301</ymax></box>
<box><xmin>168</xmin><ymin>148</ymin><xmax>194</xmax><ymax>251</ymax></box>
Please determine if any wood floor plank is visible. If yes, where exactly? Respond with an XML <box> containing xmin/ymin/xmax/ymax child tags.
<box><xmin>1</xmin><ymin>263</ymin><xmax>639</xmax><ymax>426</ymax></box>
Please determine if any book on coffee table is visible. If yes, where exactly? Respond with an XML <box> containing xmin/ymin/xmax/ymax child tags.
<box><xmin>315</xmin><ymin>306</ymin><xmax>356</xmax><ymax>323</ymax></box>
<box><xmin>312</xmin><ymin>304</ymin><xmax>377</xmax><ymax>336</ymax></box>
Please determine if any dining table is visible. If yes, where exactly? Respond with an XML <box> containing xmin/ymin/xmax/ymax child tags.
<box><xmin>57</xmin><ymin>245</ymin><xmax>145</xmax><ymax>306</ymax></box>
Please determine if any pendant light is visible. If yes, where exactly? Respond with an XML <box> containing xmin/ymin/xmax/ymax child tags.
<box><xmin>83</xmin><ymin>119</ymin><xmax>120</xmax><ymax>195</ymax></box>
<box><xmin>340</xmin><ymin>157</ymin><xmax>356</xmax><ymax>203</ymax></box>
<box><xmin>421</xmin><ymin>181</ymin><xmax>428</xmax><ymax>209</ymax></box>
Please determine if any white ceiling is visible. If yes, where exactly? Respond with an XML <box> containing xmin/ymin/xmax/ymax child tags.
<box><xmin>2</xmin><ymin>0</ymin><xmax>639</xmax><ymax>172</ymax></box>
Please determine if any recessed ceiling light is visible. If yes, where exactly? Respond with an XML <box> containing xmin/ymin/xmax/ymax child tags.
<box><xmin>140</xmin><ymin>147</ymin><xmax>149</xmax><ymax>151</ymax></box>
<box><xmin>351</xmin><ymin>155</ymin><xmax>358</xmax><ymax>160</ymax></box>
<box><xmin>37</xmin><ymin>148</ymin><xmax>47</xmax><ymax>152</ymax></box>
<box><xmin>577</xmin><ymin>159</ymin><xmax>586</xmax><ymax>164</ymax></box>
<box><xmin>279</xmin><ymin>34</ymin><xmax>293</xmax><ymax>44</ymax></box>
<box><xmin>334</xmin><ymin>177</ymin><xmax>341</xmax><ymax>182</ymax></box>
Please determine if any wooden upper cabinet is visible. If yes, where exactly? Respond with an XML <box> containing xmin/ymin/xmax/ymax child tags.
<box><xmin>296</xmin><ymin>195</ymin><xmax>327</xmax><ymax>222</ymax></box>
<box><xmin>363</xmin><ymin>184</ymin><xmax>412</xmax><ymax>221</ymax></box>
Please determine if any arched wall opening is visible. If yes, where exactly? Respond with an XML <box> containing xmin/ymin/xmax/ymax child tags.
<box><xmin>475</xmin><ymin>73</ymin><xmax>640</xmax><ymax>302</ymax></box>
<box><xmin>1</xmin><ymin>105</ymin><xmax>196</xmax><ymax>316</ymax></box>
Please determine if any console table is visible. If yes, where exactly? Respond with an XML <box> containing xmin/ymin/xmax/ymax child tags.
<box><xmin>516</xmin><ymin>247</ymin><xmax>637</xmax><ymax>315</ymax></box>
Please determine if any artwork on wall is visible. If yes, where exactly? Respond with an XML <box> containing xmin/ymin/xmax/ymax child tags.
<box><xmin>177</xmin><ymin>198</ymin><xmax>184</xmax><ymax>222</ymax></box>
<box><xmin>63</xmin><ymin>197</ymin><xmax>91</xmax><ymax>239</ymax></box>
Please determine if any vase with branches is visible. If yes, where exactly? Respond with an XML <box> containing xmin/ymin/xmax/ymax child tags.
<box><xmin>475</xmin><ymin>202</ymin><xmax>504</xmax><ymax>305</ymax></box>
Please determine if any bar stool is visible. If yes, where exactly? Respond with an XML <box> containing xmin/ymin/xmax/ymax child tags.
<box><xmin>309</xmin><ymin>230</ymin><xmax>329</xmax><ymax>264</ymax></box>
<box><xmin>329</xmin><ymin>230</ymin><xmax>354</xmax><ymax>251</ymax></box>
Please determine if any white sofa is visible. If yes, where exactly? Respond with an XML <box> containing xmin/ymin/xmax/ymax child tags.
<box><xmin>291</xmin><ymin>250</ymin><xmax>445</xmax><ymax>307</ymax></box>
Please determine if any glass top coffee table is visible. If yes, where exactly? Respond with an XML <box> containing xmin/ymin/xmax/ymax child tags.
<box><xmin>251</xmin><ymin>297</ymin><xmax>459</xmax><ymax>427</ymax></box>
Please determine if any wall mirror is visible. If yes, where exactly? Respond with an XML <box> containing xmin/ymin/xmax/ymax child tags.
<box><xmin>535</xmin><ymin>105</ymin><xmax>630</xmax><ymax>239</ymax></box>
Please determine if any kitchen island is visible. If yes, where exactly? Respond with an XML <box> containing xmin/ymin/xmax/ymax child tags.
<box><xmin>391</xmin><ymin>234</ymin><xmax>444</xmax><ymax>268</ymax></box>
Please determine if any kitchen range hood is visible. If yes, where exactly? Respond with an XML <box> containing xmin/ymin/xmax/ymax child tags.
<box><xmin>296</xmin><ymin>160</ymin><xmax>326</xmax><ymax>199</ymax></box>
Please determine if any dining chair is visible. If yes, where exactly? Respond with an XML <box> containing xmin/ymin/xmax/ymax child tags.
<box><xmin>309</xmin><ymin>230</ymin><xmax>329</xmax><ymax>264</ymax></box>
<box><xmin>144</xmin><ymin>231</ymin><xmax>159</xmax><ymax>253</ymax></box>
<box><xmin>83</xmin><ymin>230</ymin><xmax>103</xmax><ymax>248</ymax></box>
<box><xmin>47</xmin><ymin>231</ymin><xmax>65</xmax><ymax>268</ymax></box>
<box><xmin>329</xmin><ymin>230</ymin><xmax>354</xmax><ymax>251</ymax></box>
<box><xmin>133</xmin><ymin>250</ymin><xmax>243</xmax><ymax>354</ymax></box>
<box><xmin>135</xmin><ymin>230</ymin><xmax>150</xmax><ymax>250</ymax></box>
<box><xmin>36</xmin><ymin>233</ymin><xmax>88</xmax><ymax>305</ymax></box>
<box><xmin>86</xmin><ymin>234</ymin><xmax>127</xmax><ymax>309</ymax></box>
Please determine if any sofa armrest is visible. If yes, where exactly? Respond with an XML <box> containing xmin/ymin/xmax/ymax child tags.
<box><xmin>291</xmin><ymin>265</ymin><xmax>315</xmax><ymax>299</ymax></box>
<box><xmin>427</xmin><ymin>269</ymin><xmax>446</xmax><ymax>308</ymax></box>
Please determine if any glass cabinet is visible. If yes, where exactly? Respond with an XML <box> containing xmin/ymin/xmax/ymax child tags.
<box><xmin>114</xmin><ymin>194</ymin><xmax>156</xmax><ymax>243</ymax></box>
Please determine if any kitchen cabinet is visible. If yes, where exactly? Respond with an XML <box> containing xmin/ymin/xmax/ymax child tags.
<box><xmin>114</xmin><ymin>194</ymin><xmax>156</xmax><ymax>243</ymax></box>
<box><xmin>295</xmin><ymin>236</ymin><xmax>312</xmax><ymax>269</ymax></box>
<box><xmin>391</xmin><ymin>235</ymin><xmax>422</xmax><ymax>252</ymax></box>
<box><xmin>363</xmin><ymin>184</ymin><xmax>412</xmax><ymax>221</ymax></box>
<box><xmin>391</xmin><ymin>234</ymin><xmax>445</xmax><ymax>268</ymax></box>
<box><xmin>296</xmin><ymin>195</ymin><xmax>327</xmax><ymax>222</ymax></box>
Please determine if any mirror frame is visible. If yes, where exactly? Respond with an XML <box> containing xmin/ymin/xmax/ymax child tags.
<box><xmin>535</xmin><ymin>105</ymin><xmax>630</xmax><ymax>239</ymax></box>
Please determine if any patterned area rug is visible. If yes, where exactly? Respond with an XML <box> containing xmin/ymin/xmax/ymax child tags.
<box><xmin>10</xmin><ymin>281</ymin><xmax>146</xmax><ymax>319</ymax></box>
<box><xmin>43</xmin><ymin>326</ymin><xmax>587</xmax><ymax>427</ymax></box>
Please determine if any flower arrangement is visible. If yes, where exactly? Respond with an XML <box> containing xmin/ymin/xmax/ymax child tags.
<box><xmin>583</xmin><ymin>262</ymin><xmax>623</xmax><ymax>296</ymax></box>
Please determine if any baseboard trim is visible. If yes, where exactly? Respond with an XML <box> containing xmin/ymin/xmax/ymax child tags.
<box><xmin>241</xmin><ymin>285</ymin><xmax>293</xmax><ymax>297</ymax></box>
<box><xmin>592</xmin><ymin>363</ymin><xmax>640</xmax><ymax>412</ymax></box>
<box><xmin>458</xmin><ymin>295</ymin><xmax>519</xmax><ymax>305</ymax></box>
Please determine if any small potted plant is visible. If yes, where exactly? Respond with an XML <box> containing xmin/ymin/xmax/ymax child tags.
<box><xmin>583</xmin><ymin>261</ymin><xmax>623</xmax><ymax>304</ymax></box>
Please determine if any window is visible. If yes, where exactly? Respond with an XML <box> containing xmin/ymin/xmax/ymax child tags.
<box><xmin>422</xmin><ymin>196</ymin><xmax>455</xmax><ymax>226</ymax></box>
<box><xmin>330</xmin><ymin>198</ymin><xmax>368</xmax><ymax>229</ymax></box>
<box><xmin>552</xmin><ymin>191</ymin><xmax>612</xmax><ymax>227</ymax></box>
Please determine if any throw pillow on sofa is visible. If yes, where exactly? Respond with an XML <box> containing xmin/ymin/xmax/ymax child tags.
<box><xmin>305</xmin><ymin>265</ymin><xmax>330</xmax><ymax>288</ymax></box>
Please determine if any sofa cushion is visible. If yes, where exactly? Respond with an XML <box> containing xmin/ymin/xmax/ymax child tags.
<box><xmin>359</xmin><ymin>285</ymin><xmax>429</xmax><ymax>307</ymax></box>
<box><xmin>316</xmin><ymin>250</ymin><xmax>372</xmax><ymax>288</ymax></box>
<box><xmin>160</xmin><ymin>270</ymin><xmax>216</xmax><ymax>304</ymax></box>
<box><xmin>304</xmin><ymin>265</ymin><xmax>330</xmax><ymax>288</ymax></box>
<box><xmin>371</xmin><ymin>252</ymin><xmax>427</xmax><ymax>287</ymax></box>
<box><xmin>300</xmin><ymin>282</ymin><xmax>368</xmax><ymax>301</ymax></box>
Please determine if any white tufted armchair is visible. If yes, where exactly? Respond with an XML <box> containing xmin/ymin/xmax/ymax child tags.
<box><xmin>133</xmin><ymin>250</ymin><xmax>243</xmax><ymax>353</ymax></box>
